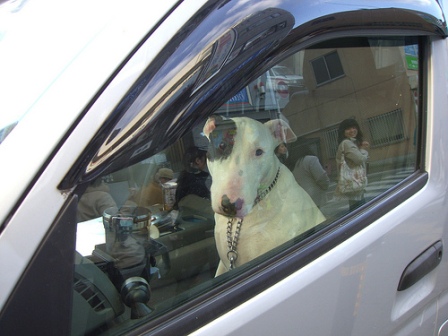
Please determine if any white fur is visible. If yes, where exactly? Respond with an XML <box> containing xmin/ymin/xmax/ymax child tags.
<box><xmin>203</xmin><ymin>117</ymin><xmax>325</xmax><ymax>276</ymax></box>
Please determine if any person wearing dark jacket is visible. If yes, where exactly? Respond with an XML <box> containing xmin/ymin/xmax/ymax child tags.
<box><xmin>174</xmin><ymin>146</ymin><xmax>211</xmax><ymax>209</ymax></box>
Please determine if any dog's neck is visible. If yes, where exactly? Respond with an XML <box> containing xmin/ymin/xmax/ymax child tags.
<box><xmin>226</xmin><ymin>166</ymin><xmax>280</xmax><ymax>270</ymax></box>
<box><xmin>254</xmin><ymin>166</ymin><xmax>280</xmax><ymax>206</ymax></box>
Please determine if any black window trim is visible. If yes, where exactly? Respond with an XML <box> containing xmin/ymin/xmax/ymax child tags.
<box><xmin>0</xmin><ymin>196</ymin><xmax>78</xmax><ymax>335</ymax></box>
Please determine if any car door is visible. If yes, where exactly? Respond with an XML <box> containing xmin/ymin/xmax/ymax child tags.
<box><xmin>1</xmin><ymin>1</ymin><xmax>448</xmax><ymax>335</ymax></box>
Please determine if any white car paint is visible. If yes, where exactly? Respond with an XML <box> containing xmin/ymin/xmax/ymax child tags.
<box><xmin>0</xmin><ymin>0</ymin><xmax>212</xmax><ymax>311</ymax></box>
<box><xmin>1</xmin><ymin>1</ymin><xmax>448</xmax><ymax>335</ymax></box>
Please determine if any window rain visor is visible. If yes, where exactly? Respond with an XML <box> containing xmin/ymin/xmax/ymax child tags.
<box><xmin>60</xmin><ymin>0</ymin><xmax>447</xmax><ymax>189</ymax></box>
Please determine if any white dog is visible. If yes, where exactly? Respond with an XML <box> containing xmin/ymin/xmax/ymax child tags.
<box><xmin>203</xmin><ymin>116</ymin><xmax>326</xmax><ymax>276</ymax></box>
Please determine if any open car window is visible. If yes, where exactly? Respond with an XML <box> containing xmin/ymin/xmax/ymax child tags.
<box><xmin>74</xmin><ymin>35</ymin><xmax>420</xmax><ymax>335</ymax></box>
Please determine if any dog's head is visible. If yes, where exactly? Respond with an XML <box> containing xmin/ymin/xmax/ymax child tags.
<box><xmin>203</xmin><ymin>115</ymin><xmax>296</xmax><ymax>218</ymax></box>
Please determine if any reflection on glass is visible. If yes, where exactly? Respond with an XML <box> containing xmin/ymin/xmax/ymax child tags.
<box><xmin>73</xmin><ymin>36</ymin><xmax>419</xmax><ymax>334</ymax></box>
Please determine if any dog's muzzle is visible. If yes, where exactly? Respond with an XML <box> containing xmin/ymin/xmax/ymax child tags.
<box><xmin>220</xmin><ymin>195</ymin><xmax>244</xmax><ymax>217</ymax></box>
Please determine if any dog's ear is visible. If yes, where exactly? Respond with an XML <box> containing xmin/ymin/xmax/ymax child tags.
<box><xmin>203</xmin><ymin>117</ymin><xmax>217</xmax><ymax>140</ymax></box>
<box><xmin>265</xmin><ymin>119</ymin><xmax>297</xmax><ymax>145</ymax></box>
<box><xmin>203</xmin><ymin>115</ymin><xmax>227</xmax><ymax>140</ymax></box>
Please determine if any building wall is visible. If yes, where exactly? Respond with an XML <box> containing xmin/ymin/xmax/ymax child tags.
<box><xmin>282</xmin><ymin>44</ymin><xmax>417</xmax><ymax>176</ymax></box>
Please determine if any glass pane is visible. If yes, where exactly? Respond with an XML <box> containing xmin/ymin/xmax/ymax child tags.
<box><xmin>73</xmin><ymin>36</ymin><xmax>420</xmax><ymax>334</ymax></box>
<box><xmin>311</xmin><ymin>57</ymin><xmax>329</xmax><ymax>85</ymax></box>
<box><xmin>326</xmin><ymin>51</ymin><xmax>344</xmax><ymax>79</ymax></box>
<box><xmin>283</xmin><ymin>36</ymin><xmax>418</xmax><ymax>217</ymax></box>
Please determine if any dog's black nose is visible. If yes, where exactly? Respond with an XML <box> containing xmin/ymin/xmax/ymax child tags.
<box><xmin>221</xmin><ymin>195</ymin><xmax>243</xmax><ymax>216</ymax></box>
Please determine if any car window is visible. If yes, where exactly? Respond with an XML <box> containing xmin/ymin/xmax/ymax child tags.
<box><xmin>73</xmin><ymin>35</ymin><xmax>421</xmax><ymax>335</ymax></box>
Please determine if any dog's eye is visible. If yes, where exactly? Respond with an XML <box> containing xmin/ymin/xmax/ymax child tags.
<box><xmin>219</xmin><ymin>142</ymin><xmax>226</xmax><ymax>151</ymax></box>
<box><xmin>255</xmin><ymin>149</ymin><xmax>264</xmax><ymax>156</ymax></box>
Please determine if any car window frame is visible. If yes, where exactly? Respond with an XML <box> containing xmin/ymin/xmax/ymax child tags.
<box><xmin>99</xmin><ymin>35</ymin><xmax>431</xmax><ymax>334</ymax></box>
<box><xmin>131</xmin><ymin>34</ymin><xmax>430</xmax><ymax>334</ymax></box>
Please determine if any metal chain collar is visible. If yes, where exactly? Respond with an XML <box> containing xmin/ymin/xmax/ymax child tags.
<box><xmin>226</xmin><ymin>217</ymin><xmax>242</xmax><ymax>270</ymax></box>
<box><xmin>253</xmin><ymin>167</ymin><xmax>280</xmax><ymax>206</ymax></box>
<box><xmin>226</xmin><ymin>166</ymin><xmax>280</xmax><ymax>269</ymax></box>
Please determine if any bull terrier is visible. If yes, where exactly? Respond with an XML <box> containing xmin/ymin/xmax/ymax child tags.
<box><xmin>203</xmin><ymin>115</ymin><xmax>326</xmax><ymax>276</ymax></box>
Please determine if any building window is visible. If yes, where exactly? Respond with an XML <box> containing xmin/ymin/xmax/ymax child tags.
<box><xmin>311</xmin><ymin>51</ymin><xmax>344</xmax><ymax>86</ymax></box>
<box><xmin>367</xmin><ymin>109</ymin><xmax>406</xmax><ymax>147</ymax></box>
<box><xmin>324</xmin><ymin>126</ymin><xmax>339</xmax><ymax>158</ymax></box>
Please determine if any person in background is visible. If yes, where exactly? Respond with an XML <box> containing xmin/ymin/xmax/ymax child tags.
<box><xmin>336</xmin><ymin>118</ymin><xmax>370</xmax><ymax>211</ymax></box>
<box><xmin>77</xmin><ymin>178</ymin><xmax>117</xmax><ymax>222</ymax></box>
<box><xmin>292</xmin><ymin>144</ymin><xmax>330</xmax><ymax>208</ymax></box>
<box><xmin>139</xmin><ymin>167</ymin><xmax>174</xmax><ymax>207</ymax></box>
<box><xmin>275</xmin><ymin>142</ymin><xmax>288</xmax><ymax>164</ymax></box>
<box><xmin>174</xmin><ymin>146</ymin><xmax>211</xmax><ymax>209</ymax></box>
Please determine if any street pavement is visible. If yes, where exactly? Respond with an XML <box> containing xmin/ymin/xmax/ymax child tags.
<box><xmin>320</xmin><ymin>166</ymin><xmax>415</xmax><ymax>218</ymax></box>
